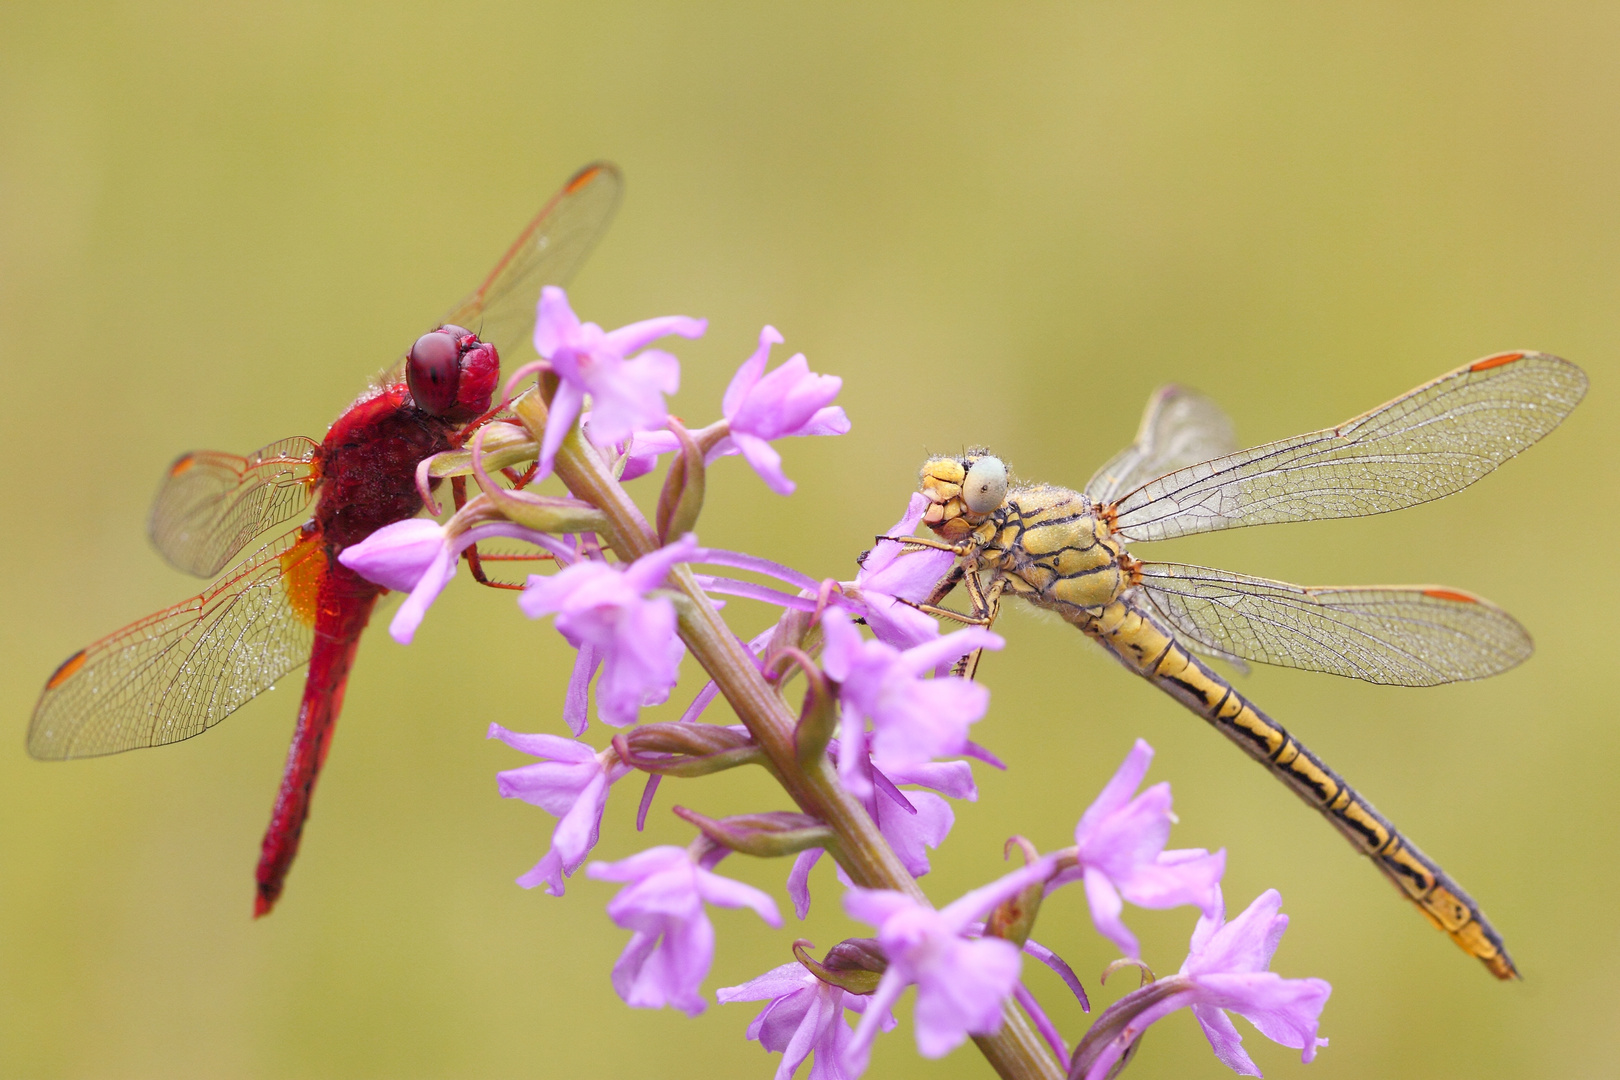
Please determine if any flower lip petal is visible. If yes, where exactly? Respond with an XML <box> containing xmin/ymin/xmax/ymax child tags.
<box><xmin>337</xmin><ymin>519</ymin><xmax>446</xmax><ymax>592</ymax></box>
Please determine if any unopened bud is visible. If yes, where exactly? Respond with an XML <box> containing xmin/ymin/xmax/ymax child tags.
<box><xmin>1068</xmin><ymin>973</ymin><xmax>1183</xmax><ymax>1080</ymax></box>
<box><xmin>655</xmin><ymin>419</ymin><xmax>707</xmax><ymax>543</ymax></box>
<box><xmin>792</xmin><ymin>938</ymin><xmax>886</xmax><ymax>996</ymax></box>
<box><xmin>617</xmin><ymin>723</ymin><xmax>764</xmax><ymax>777</ymax></box>
<box><xmin>673</xmin><ymin>807</ymin><xmax>834</xmax><ymax>859</ymax></box>
<box><xmin>984</xmin><ymin>835</ymin><xmax>1049</xmax><ymax>947</ymax></box>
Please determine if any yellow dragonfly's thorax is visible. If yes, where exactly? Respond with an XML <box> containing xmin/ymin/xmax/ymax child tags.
<box><xmin>918</xmin><ymin>452</ymin><xmax>1132</xmax><ymax>612</ymax></box>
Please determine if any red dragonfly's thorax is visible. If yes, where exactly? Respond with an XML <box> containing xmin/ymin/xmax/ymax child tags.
<box><xmin>313</xmin><ymin>382</ymin><xmax>458</xmax><ymax>552</ymax></box>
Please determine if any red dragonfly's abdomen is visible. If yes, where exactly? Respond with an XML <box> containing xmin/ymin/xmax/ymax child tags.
<box><xmin>252</xmin><ymin>381</ymin><xmax>463</xmax><ymax>915</ymax></box>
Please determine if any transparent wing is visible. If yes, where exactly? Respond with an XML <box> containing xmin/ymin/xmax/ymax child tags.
<box><xmin>29</xmin><ymin>528</ymin><xmax>321</xmax><ymax>759</ymax></box>
<box><xmin>1109</xmin><ymin>352</ymin><xmax>1587</xmax><ymax>542</ymax></box>
<box><xmin>1086</xmin><ymin>385</ymin><xmax>1238</xmax><ymax>505</ymax></box>
<box><xmin>443</xmin><ymin>161</ymin><xmax>624</xmax><ymax>364</ymax></box>
<box><xmin>148</xmin><ymin>436</ymin><xmax>320</xmax><ymax>577</ymax></box>
<box><xmin>1135</xmin><ymin>562</ymin><xmax>1532</xmax><ymax>686</ymax></box>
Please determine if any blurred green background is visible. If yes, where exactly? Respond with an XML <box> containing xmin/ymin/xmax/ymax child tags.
<box><xmin>2</xmin><ymin>3</ymin><xmax>1617</xmax><ymax>1078</ymax></box>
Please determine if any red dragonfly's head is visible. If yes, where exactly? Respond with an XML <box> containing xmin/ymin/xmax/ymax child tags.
<box><xmin>405</xmin><ymin>324</ymin><xmax>499</xmax><ymax>422</ymax></box>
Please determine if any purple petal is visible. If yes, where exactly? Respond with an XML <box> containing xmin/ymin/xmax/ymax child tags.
<box><xmin>387</xmin><ymin>544</ymin><xmax>458</xmax><ymax>644</ymax></box>
<box><xmin>938</xmin><ymin>857</ymin><xmax>1058</xmax><ymax>932</ymax></box>
<box><xmin>882</xmin><ymin>758</ymin><xmax>977</xmax><ymax>800</ymax></box>
<box><xmin>618</xmin><ymin>428</ymin><xmax>681</xmax><ymax>481</ymax></box>
<box><xmin>735</xmin><ymin>431</ymin><xmax>794</xmax><ymax>494</ymax></box>
<box><xmin>819</xmin><ymin>608</ymin><xmax>868</xmax><ymax>682</ymax></box>
<box><xmin>962</xmin><ymin>741</ymin><xmax>1007</xmax><ymax>770</ymax></box>
<box><xmin>600</xmin><ymin>313</ymin><xmax>707</xmax><ymax>358</ymax></box>
<box><xmin>722</xmin><ymin>325</ymin><xmax>782</xmax><ymax>418</ymax></box>
<box><xmin>614</xmin><ymin>916</ymin><xmax>714</xmax><ymax>1016</ymax></box>
<box><xmin>1022</xmin><ymin>937</ymin><xmax>1088</xmax><ymax>1012</ymax></box>
<box><xmin>858</xmin><ymin>495</ymin><xmax>930</xmax><ymax>574</ymax></box>
<box><xmin>622</xmin><ymin>533</ymin><xmax>701</xmax><ymax>593</ymax></box>
<box><xmin>1074</xmin><ymin>739</ymin><xmax>1154</xmax><ymax>842</ymax></box>
<box><xmin>1192</xmin><ymin>972</ymin><xmax>1331</xmax><ymax>1061</ymax></box>
<box><xmin>563</xmin><ymin>642</ymin><xmax>599</xmax><ymax>736</ymax></box>
<box><xmin>1078</xmin><ymin>782</ymin><xmax>1175</xmax><ymax>875</ymax></box>
<box><xmin>859</xmin><ymin>594</ymin><xmax>942</xmax><ymax>650</ymax></box>
<box><xmin>836</xmin><ymin>707</ymin><xmax>872</xmax><ymax>800</ymax></box>
<box><xmin>695</xmin><ymin>866</ymin><xmax>783</xmax><ymax>927</ymax></box>
<box><xmin>485</xmin><ymin>723</ymin><xmax>598</xmax><ymax>761</ymax></box>
<box><xmin>588</xmin><ymin>845</ymin><xmax>689</xmax><ymax>883</ymax></box>
<box><xmin>896</xmin><ymin>626</ymin><xmax>1003</xmax><ymax>675</ymax></box>
<box><xmin>694</xmin><ymin>547</ymin><xmax>819</xmax><ymax>591</ymax></box>
<box><xmin>533</xmin><ymin>286</ymin><xmax>582</xmax><ymax>358</ymax></box>
<box><xmin>868</xmin><ymin>679</ymin><xmax>987</xmax><ymax>769</ymax></box>
<box><xmin>1186</xmin><ymin>889</ymin><xmax>1287</xmax><ymax>976</ymax></box>
<box><xmin>537</xmin><ymin>379</ymin><xmax>585</xmax><ymax>479</ymax></box>
<box><xmin>694</xmin><ymin>574</ymin><xmax>820</xmax><ymax>611</ymax></box>
<box><xmin>494</xmin><ymin>758</ymin><xmax>592</xmax><ymax>808</ymax></box>
<box><xmin>911</xmin><ymin>936</ymin><xmax>1021</xmax><ymax>1056</ymax></box>
<box><xmin>1190</xmin><ymin>1002</ymin><xmax>1262</xmax><ymax>1076</ymax></box>
<box><xmin>844</xmin><ymin>967</ymin><xmax>907</xmax><ymax>1076</ymax></box>
<box><xmin>717</xmin><ymin>961</ymin><xmax>812</xmax><ymax>1004</ymax></box>
<box><xmin>337</xmin><ymin>518</ymin><xmax>446</xmax><ymax>591</ymax></box>
<box><xmin>1116</xmin><ymin>849</ymin><xmax>1226</xmax><ymax>911</ymax></box>
<box><xmin>801</xmin><ymin>405</ymin><xmax>850</xmax><ymax>436</ymax></box>
<box><xmin>788</xmin><ymin>848</ymin><xmax>821</xmax><ymax>920</ymax></box>
<box><xmin>587</xmin><ymin>349</ymin><xmax>682</xmax><ymax>447</ymax></box>
<box><xmin>841</xmin><ymin>887</ymin><xmax>915</xmax><ymax>929</ymax></box>
<box><xmin>875</xmin><ymin>790</ymin><xmax>953</xmax><ymax>877</ymax></box>
<box><xmin>549</xmin><ymin>770</ymin><xmax>612</xmax><ymax>868</ymax></box>
<box><xmin>516</xmin><ymin>847</ymin><xmax>567</xmax><ymax>894</ymax></box>
<box><xmin>1082</xmin><ymin>867</ymin><xmax>1139</xmax><ymax>958</ymax></box>
<box><xmin>1013</xmin><ymin>981</ymin><xmax>1070</xmax><ymax>1069</ymax></box>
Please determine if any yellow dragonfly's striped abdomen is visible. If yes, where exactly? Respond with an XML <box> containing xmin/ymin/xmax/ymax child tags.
<box><xmin>1076</xmin><ymin>592</ymin><xmax>1517</xmax><ymax>979</ymax></box>
<box><xmin>915</xmin><ymin>349</ymin><xmax>1586</xmax><ymax>982</ymax></box>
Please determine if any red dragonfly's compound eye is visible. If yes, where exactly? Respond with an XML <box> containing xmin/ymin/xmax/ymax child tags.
<box><xmin>407</xmin><ymin>330</ymin><xmax>462</xmax><ymax>416</ymax></box>
<box><xmin>454</xmin><ymin>340</ymin><xmax>499</xmax><ymax>417</ymax></box>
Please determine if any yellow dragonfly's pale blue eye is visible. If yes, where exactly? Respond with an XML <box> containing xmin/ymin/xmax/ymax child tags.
<box><xmin>963</xmin><ymin>455</ymin><xmax>1007</xmax><ymax>514</ymax></box>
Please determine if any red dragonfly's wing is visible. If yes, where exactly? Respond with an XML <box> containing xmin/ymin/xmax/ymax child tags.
<box><xmin>443</xmin><ymin>161</ymin><xmax>624</xmax><ymax>364</ymax></box>
<box><xmin>1108</xmin><ymin>352</ymin><xmax>1588</xmax><ymax>542</ymax></box>
<box><xmin>148</xmin><ymin>436</ymin><xmax>320</xmax><ymax>578</ymax></box>
<box><xmin>29</xmin><ymin>527</ymin><xmax>323</xmax><ymax>759</ymax></box>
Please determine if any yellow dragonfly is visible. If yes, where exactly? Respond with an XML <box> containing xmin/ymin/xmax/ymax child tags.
<box><xmin>905</xmin><ymin>351</ymin><xmax>1586</xmax><ymax>980</ymax></box>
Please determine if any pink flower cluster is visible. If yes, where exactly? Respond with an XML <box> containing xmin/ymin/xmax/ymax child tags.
<box><xmin>340</xmin><ymin>288</ymin><xmax>1332</xmax><ymax>1080</ymax></box>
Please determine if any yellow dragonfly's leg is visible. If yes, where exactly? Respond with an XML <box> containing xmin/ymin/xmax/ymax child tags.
<box><xmin>1084</xmin><ymin>592</ymin><xmax>1518</xmax><ymax>980</ymax></box>
<box><xmin>898</xmin><ymin>563</ymin><xmax>1003</xmax><ymax>678</ymax></box>
<box><xmin>951</xmin><ymin>577</ymin><xmax>1004</xmax><ymax>680</ymax></box>
<box><xmin>876</xmin><ymin>533</ymin><xmax>971</xmax><ymax>556</ymax></box>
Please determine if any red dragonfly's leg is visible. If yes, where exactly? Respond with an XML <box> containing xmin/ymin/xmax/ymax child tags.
<box><xmin>254</xmin><ymin>565</ymin><xmax>381</xmax><ymax>917</ymax></box>
<box><xmin>449</xmin><ymin>473</ymin><xmax>551</xmax><ymax>591</ymax></box>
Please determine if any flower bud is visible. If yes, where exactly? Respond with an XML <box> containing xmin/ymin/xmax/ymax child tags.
<box><xmin>616</xmin><ymin>724</ymin><xmax>764</xmax><ymax>777</ymax></box>
<box><xmin>673</xmin><ymin>807</ymin><xmax>835</xmax><ymax>859</ymax></box>
<box><xmin>984</xmin><ymin>836</ymin><xmax>1048</xmax><ymax>948</ymax></box>
<box><xmin>655</xmin><ymin>419</ymin><xmax>707</xmax><ymax>543</ymax></box>
<box><xmin>791</xmin><ymin>938</ymin><xmax>887</xmax><ymax>996</ymax></box>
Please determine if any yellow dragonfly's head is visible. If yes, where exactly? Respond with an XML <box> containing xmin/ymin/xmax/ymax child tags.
<box><xmin>918</xmin><ymin>449</ymin><xmax>1009</xmax><ymax>542</ymax></box>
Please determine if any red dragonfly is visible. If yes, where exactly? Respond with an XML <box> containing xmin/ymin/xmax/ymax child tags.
<box><xmin>29</xmin><ymin>162</ymin><xmax>622</xmax><ymax>916</ymax></box>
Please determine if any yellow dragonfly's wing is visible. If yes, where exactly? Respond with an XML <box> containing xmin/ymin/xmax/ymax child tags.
<box><xmin>1135</xmin><ymin>561</ymin><xmax>1532</xmax><ymax>686</ymax></box>
<box><xmin>148</xmin><ymin>436</ymin><xmax>320</xmax><ymax>577</ymax></box>
<box><xmin>1085</xmin><ymin>385</ymin><xmax>1237</xmax><ymax>506</ymax></box>
<box><xmin>1108</xmin><ymin>352</ymin><xmax>1586</xmax><ymax>542</ymax></box>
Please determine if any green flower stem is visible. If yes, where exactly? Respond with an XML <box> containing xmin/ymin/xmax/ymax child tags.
<box><xmin>548</xmin><ymin>419</ymin><xmax>1061</xmax><ymax>1080</ymax></box>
